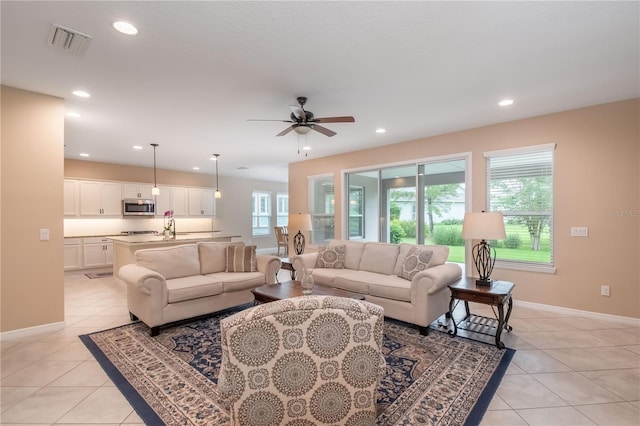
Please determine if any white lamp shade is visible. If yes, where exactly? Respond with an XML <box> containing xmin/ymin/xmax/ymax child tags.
<box><xmin>288</xmin><ymin>213</ymin><xmax>312</xmax><ymax>231</ymax></box>
<box><xmin>462</xmin><ymin>212</ymin><xmax>506</xmax><ymax>240</ymax></box>
<box><xmin>151</xmin><ymin>186</ymin><xmax>160</xmax><ymax>196</ymax></box>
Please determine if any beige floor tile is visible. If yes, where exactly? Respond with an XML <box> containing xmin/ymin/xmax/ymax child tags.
<box><xmin>581</xmin><ymin>368</ymin><xmax>640</xmax><ymax>401</ymax></box>
<box><xmin>42</xmin><ymin>341</ymin><xmax>93</xmax><ymax>362</ymax></box>
<box><xmin>0</xmin><ymin>386</ymin><xmax>95</xmax><ymax>423</ymax></box>
<box><xmin>1</xmin><ymin>360</ymin><xmax>81</xmax><ymax>387</ymax></box>
<box><xmin>623</xmin><ymin>344</ymin><xmax>640</xmax><ymax>355</ymax></box>
<box><xmin>525</xmin><ymin>318</ymin><xmax>580</xmax><ymax>332</ymax></box>
<box><xmin>0</xmin><ymin>360</ymin><xmax>33</xmax><ymax>379</ymax></box>
<box><xmin>516</xmin><ymin>406</ymin><xmax>596</xmax><ymax>425</ymax></box>
<box><xmin>487</xmin><ymin>394</ymin><xmax>511</xmax><ymax>410</ymax></box>
<box><xmin>496</xmin><ymin>374</ymin><xmax>568</xmax><ymax>409</ymax></box>
<box><xmin>590</xmin><ymin>328</ymin><xmax>640</xmax><ymax>346</ymax></box>
<box><xmin>0</xmin><ymin>386</ymin><xmax>40</xmax><ymax>412</ymax></box>
<box><xmin>0</xmin><ymin>340</ymin><xmax>70</xmax><ymax>362</ymax></box>
<box><xmin>122</xmin><ymin>409</ymin><xmax>144</xmax><ymax>423</ymax></box>
<box><xmin>512</xmin><ymin>349</ymin><xmax>572</xmax><ymax>374</ymax></box>
<box><xmin>479</xmin><ymin>409</ymin><xmax>528</xmax><ymax>425</ymax></box>
<box><xmin>534</xmin><ymin>372</ymin><xmax>623</xmax><ymax>405</ymax></box>
<box><xmin>584</xmin><ymin>346</ymin><xmax>640</xmax><ymax>369</ymax></box>
<box><xmin>576</xmin><ymin>401</ymin><xmax>640</xmax><ymax>426</ymax></box>
<box><xmin>543</xmin><ymin>347</ymin><xmax>616</xmax><ymax>371</ymax></box>
<box><xmin>56</xmin><ymin>386</ymin><xmax>135</xmax><ymax>423</ymax></box>
<box><xmin>49</xmin><ymin>360</ymin><xmax>110</xmax><ymax>387</ymax></box>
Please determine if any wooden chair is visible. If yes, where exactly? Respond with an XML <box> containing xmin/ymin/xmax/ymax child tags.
<box><xmin>274</xmin><ymin>226</ymin><xmax>288</xmax><ymax>257</ymax></box>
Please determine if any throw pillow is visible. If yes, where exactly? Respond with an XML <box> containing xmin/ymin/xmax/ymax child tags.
<box><xmin>398</xmin><ymin>247</ymin><xmax>433</xmax><ymax>280</ymax></box>
<box><xmin>226</xmin><ymin>245</ymin><xmax>257</xmax><ymax>272</ymax></box>
<box><xmin>315</xmin><ymin>245</ymin><xmax>346</xmax><ymax>269</ymax></box>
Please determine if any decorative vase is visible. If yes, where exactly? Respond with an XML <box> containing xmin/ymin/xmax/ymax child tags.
<box><xmin>163</xmin><ymin>230</ymin><xmax>171</xmax><ymax>240</ymax></box>
<box><xmin>301</xmin><ymin>269</ymin><xmax>314</xmax><ymax>295</ymax></box>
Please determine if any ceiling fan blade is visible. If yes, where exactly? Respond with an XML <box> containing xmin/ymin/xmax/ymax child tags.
<box><xmin>313</xmin><ymin>116</ymin><xmax>355</xmax><ymax>123</ymax></box>
<box><xmin>289</xmin><ymin>105</ymin><xmax>306</xmax><ymax>122</ymax></box>
<box><xmin>276</xmin><ymin>125</ymin><xmax>295</xmax><ymax>136</ymax></box>
<box><xmin>312</xmin><ymin>124</ymin><xmax>337</xmax><ymax>137</ymax></box>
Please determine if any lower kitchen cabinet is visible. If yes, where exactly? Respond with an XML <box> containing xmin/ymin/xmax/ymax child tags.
<box><xmin>82</xmin><ymin>237</ymin><xmax>114</xmax><ymax>268</ymax></box>
<box><xmin>64</xmin><ymin>238</ymin><xmax>83</xmax><ymax>270</ymax></box>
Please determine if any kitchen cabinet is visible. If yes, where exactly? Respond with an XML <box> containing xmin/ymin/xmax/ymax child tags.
<box><xmin>83</xmin><ymin>237</ymin><xmax>113</xmax><ymax>268</ymax></box>
<box><xmin>64</xmin><ymin>238</ymin><xmax>83</xmax><ymax>270</ymax></box>
<box><xmin>64</xmin><ymin>180</ymin><xmax>79</xmax><ymax>216</ymax></box>
<box><xmin>188</xmin><ymin>188</ymin><xmax>215</xmax><ymax>216</ymax></box>
<box><xmin>123</xmin><ymin>183</ymin><xmax>154</xmax><ymax>199</ymax></box>
<box><xmin>154</xmin><ymin>186</ymin><xmax>172</xmax><ymax>216</ymax></box>
<box><xmin>80</xmin><ymin>181</ymin><xmax>122</xmax><ymax>216</ymax></box>
<box><xmin>170</xmin><ymin>187</ymin><xmax>189</xmax><ymax>216</ymax></box>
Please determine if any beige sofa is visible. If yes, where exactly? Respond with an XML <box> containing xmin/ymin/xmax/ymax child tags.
<box><xmin>292</xmin><ymin>240</ymin><xmax>462</xmax><ymax>335</ymax></box>
<box><xmin>119</xmin><ymin>242</ymin><xmax>281</xmax><ymax>336</ymax></box>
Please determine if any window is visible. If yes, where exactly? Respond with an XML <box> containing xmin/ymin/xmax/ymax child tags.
<box><xmin>252</xmin><ymin>191</ymin><xmax>271</xmax><ymax>236</ymax></box>
<box><xmin>276</xmin><ymin>193</ymin><xmax>289</xmax><ymax>226</ymax></box>
<box><xmin>309</xmin><ymin>175</ymin><xmax>334</xmax><ymax>245</ymax></box>
<box><xmin>348</xmin><ymin>186</ymin><xmax>364</xmax><ymax>238</ymax></box>
<box><xmin>485</xmin><ymin>144</ymin><xmax>555</xmax><ymax>269</ymax></box>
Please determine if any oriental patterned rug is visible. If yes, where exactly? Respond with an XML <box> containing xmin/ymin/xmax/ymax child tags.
<box><xmin>80</xmin><ymin>306</ymin><xmax>514</xmax><ymax>425</ymax></box>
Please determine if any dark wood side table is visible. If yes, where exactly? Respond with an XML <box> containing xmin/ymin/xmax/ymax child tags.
<box><xmin>277</xmin><ymin>257</ymin><xmax>296</xmax><ymax>282</ymax></box>
<box><xmin>448</xmin><ymin>277</ymin><xmax>515</xmax><ymax>349</ymax></box>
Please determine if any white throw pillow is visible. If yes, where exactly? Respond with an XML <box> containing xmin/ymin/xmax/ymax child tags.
<box><xmin>397</xmin><ymin>247</ymin><xmax>433</xmax><ymax>280</ymax></box>
<box><xmin>315</xmin><ymin>245</ymin><xmax>346</xmax><ymax>269</ymax></box>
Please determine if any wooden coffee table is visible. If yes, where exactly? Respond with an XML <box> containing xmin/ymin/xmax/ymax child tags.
<box><xmin>252</xmin><ymin>280</ymin><xmax>365</xmax><ymax>304</ymax></box>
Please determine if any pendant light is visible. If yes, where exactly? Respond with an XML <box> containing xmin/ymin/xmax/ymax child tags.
<box><xmin>213</xmin><ymin>153</ymin><xmax>221</xmax><ymax>199</ymax></box>
<box><xmin>150</xmin><ymin>143</ymin><xmax>160</xmax><ymax>195</ymax></box>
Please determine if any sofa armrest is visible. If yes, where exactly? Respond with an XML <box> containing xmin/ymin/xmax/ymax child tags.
<box><xmin>411</xmin><ymin>262</ymin><xmax>463</xmax><ymax>296</ymax></box>
<box><xmin>256</xmin><ymin>255</ymin><xmax>281</xmax><ymax>284</ymax></box>
<box><xmin>292</xmin><ymin>253</ymin><xmax>318</xmax><ymax>273</ymax></box>
<box><xmin>119</xmin><ymin>264</ymin><xmax>169</xmax><ymax>301</ymax></box>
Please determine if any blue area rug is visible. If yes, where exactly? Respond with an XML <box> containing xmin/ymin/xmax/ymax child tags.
<box><xmin>81</xmin><ymin>305</ymin><xmax>514</xmax><ymax>425</ymax></box>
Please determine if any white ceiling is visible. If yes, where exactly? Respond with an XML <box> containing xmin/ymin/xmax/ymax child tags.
<box><xmin>2</xmin><ymin>1</ymin><xmax>638</xmax><ymax>183</ymax></box>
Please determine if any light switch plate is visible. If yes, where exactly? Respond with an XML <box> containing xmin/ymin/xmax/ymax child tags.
<box><xmin>39</xmin><ymin>228</ymin><xmax>50</xmax><ymax>241</ymax></box>
<box><xmin>570</xmin><ymin>227</ymin><xmax>588</xmax><ymax>237</ymax></box>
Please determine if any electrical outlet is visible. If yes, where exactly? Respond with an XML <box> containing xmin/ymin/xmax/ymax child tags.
<box><xmin>600</xmin><ymin>285</ymin><xmax>610</xmax><ymax>297</ymax></box>
<box><xmin>571</xmin><ymin>227</ymin><xmax>589</xmax><ymax>237</ymax></box>
<box><xmin>39</xmin><ymin>228</ymin><xmax>50</xmax><ymax>241</ymax></box>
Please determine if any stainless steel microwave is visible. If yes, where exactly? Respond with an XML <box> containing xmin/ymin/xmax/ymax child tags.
<box><xmin>122</xmin><ymin>199</ymin><xmax>156</xmax><ymax>216</ymax></box>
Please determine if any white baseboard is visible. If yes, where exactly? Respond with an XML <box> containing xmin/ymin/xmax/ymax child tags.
<box><xmin>0</xmin><ymin>321</ymin><xmax>65</xmax><ymax>342</ymax></box>
<box><xmin>514</xmin><ymin>300</ymin><xmax>640</xmax><ymax>327</ymax></box>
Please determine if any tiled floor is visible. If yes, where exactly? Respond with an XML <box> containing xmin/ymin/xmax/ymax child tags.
<box><xmin>1</xmin><ymin>270</ymin><xmax>639</xmax><ymax>425</ymax></box>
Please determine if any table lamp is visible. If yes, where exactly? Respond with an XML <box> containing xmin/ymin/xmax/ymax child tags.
<box><xmin>462</xmin><ymin>211</ymin><xmax>506</xmax><ymax>286</ymax></box>
<box><xmin>288</xmin><ymin>213</ymin><xmax>312</xmax><ymax>255</ymax></box>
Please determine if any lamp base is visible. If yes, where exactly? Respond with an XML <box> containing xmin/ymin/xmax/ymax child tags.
<box><xmin>475</xmin><ymin>278</ymin><xmax>493</xmax><ymax>286</ymax></box>
<box><xmin>293</xmin><ymin>231</ymin><xmax>306</xmax><ymax>255</ymax></box>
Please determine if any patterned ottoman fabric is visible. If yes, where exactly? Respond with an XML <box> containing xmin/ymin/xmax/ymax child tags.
<box><xmin>218</xmin><ymin>295</ymin><xmax>385</xmax><ymax>425</ymax></box>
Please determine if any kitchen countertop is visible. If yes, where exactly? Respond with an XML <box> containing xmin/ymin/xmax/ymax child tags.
<box><xmin>107</xmin><ymin>232</ymin><xmax>240</xmax><ymax>244</ymax></box>
<box><xmin>64</xmin><ymin>231</ymin><xmax>219</xmax><ymax>238</ymax></box>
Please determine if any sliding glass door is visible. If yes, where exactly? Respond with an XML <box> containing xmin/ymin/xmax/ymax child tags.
<box><xmin>345</xmin><ymin>156</ymin><xmax>466</xmax><ymax>263</ymax></box>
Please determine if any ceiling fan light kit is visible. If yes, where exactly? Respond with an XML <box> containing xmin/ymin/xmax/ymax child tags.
<box><xmin>249</xmin><ymin>96</ymin><xmax>355</xmax><ymax>138</ymax></box>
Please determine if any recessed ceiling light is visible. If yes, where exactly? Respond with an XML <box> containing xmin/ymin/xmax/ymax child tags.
<box><xmin>79</xmin><ymin>153</ymin><xmax>90</xmax><ymax>157</ymax></box>
<box><xmin>498</xmin><ymin>99</ymin><xmax>514</xmax><ymax>106</ymax></box>
<box><xmin>192</xmin><ymin>166</ymin><xmax>200</xmax><ymax>170</ymax></box>
<box><xmin>66</xmin><ymin>112</ymin><xmax>83</xmax><ymax>118</ymax></box>
<box><xmin>376</xmin><ymin>128</ymin><xmax>386</xmax><ymax>134</ymax></box>
<box><xmin>72</xmin><ymin>90</ymin><xmax>90</xmax><ymax>98</ymax></box>
<box><xmin>132</xmin><ymin>145</ymin><xmax>143</xmax><ymax>150</ymax></box>
<box><xmin>237</xmin><ymin>166</ymin><xmax>249</xmax><ymax>170</ymax></box>
<box><xmin>113</xmin><ymin>21</ymin><xmax>138</xmax><ymax>35</ymax></box>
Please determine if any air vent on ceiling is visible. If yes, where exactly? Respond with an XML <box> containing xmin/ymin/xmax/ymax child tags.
<box><xmin>47</xmin><ymin>23</ymin><xmax>92</xmax><ymax>56</ymax></box>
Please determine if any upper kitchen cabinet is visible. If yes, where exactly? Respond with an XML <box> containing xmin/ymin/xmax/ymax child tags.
<box><xmin>123</xmin><ymin>183</ymin><xmax>154</xmax><ymax>199</ymax></box>
<box><xmin>79</xmin><ymin>181</ymin><xmax>122</xmax><ymax>216</ymax></box>
<box><xmin>188</xmin><ymin>188</ymin><xmax>215</xmax><ymax>216</ymax></box>
<box><xmin>64</xmin><ymin>179</ymin><xmax>79</xmax><ymax>216</ymax></box>
<box><xmin>170</xmin><ymin>187</ymin><xmax>189</xmax><ymax>216</ymax></box>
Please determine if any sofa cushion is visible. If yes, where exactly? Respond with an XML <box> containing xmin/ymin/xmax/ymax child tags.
<box><xmin>166</xmin><ymin>275</ymin><xmax>223</xmax><ymax>303</ymax></box>
<box><xmin>199</xmin><ymin>241</ymin><xmax>244</xmax><ymax>274</ymax></box>
<box><xmin>135</xmin><ymin>244</ymin><xmax>201</xmax><ymax>280</ymax></box>
<box><xmin>226</xmin><ymin>245</ymin><xmax>257</xmax><ymax>272</ymax></box>
<box><xmin>398</xmin><ymin>247</ymin><xmax>433</xmax><ymax>281</ymax></box>
<box><xmin>394</xmin><ymin>244</ymin><xmax>449</xmax><ymax>273</ymax></box>
<box><xmin>315</xmin><ymin>245</ymin><xmax>345</xmax><ymax>269</ymax></box>
<box><xmin>368</xmin><ymin>275</ymin><xmax>412</xmax><ymax>302</ymax></box>
<box><xmin>206</xmin><ymin>272</ymin><xmax>265</xmax><ymax>292</ymax></box>
<box><xmin>358</xmin><ymin>243</ymin><xmax>400</xmax><ymax>275</ymax></box>
<box><xmin>329</xmin><ymin>240</ymin><xmax>365</xmax><ymax>270</ymax></box>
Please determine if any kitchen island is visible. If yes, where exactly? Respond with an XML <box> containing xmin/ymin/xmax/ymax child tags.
<box><xmin>108</xmin><ymin>232</ymin><xmax>242</xmax><ymax>277</ymax></box>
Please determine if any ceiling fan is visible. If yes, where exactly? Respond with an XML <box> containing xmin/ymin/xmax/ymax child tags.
<box><xmin>248</xmin><ymin>96</ymin><xmax>355</xmax><ymax>137</ymax></box>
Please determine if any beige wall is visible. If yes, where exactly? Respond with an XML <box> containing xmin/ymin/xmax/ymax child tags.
<box><xmin>1</xmin><ymin>86</ymin><xmax>65</xmax><ymax>332</ymax></box>
<box><xmin>289</xmin><ymin>99</ymin><xmax>640</xmax><ymax>319</ymax></box>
